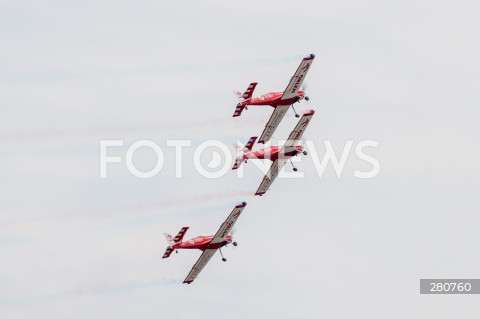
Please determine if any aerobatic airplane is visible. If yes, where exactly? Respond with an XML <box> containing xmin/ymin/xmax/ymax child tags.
<box><xmin>232</xmin><ymin>54</ymin><xmax>315</xmax><ymax>144</ymax></box>
<box><xmin>232</xmin><ymin>110</ymin><xmax>315</xmax><ymax>196</ymax></box>
<box><xmin>162</xmin><ymin>202</ymin><xmax>246</xmax><ymax>284</ymax></box>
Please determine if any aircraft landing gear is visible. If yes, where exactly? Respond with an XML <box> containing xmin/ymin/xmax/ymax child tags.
<box><xmin>219</xmin><ymin>248</ymin><xmax>227</xmax><ymax>262</ymax></box>
<box><xmin>290</xmin><ymin>160</ymin><xmax>298</xmax><ymax>172</ymax></box>
<box><xmin>175</xmin><ymin>250</ymin><xmax>178</xmax><ymax>254</ymax></box>
<box><xmin>233</xmin><ymin>242</ymin><xmax>238</xmax><ymax>246</ymax></box>
<box><xmin>291</xmin><ymin>104</ymin><xmax>300</xmax><ymax>118</ymax></box>
<box><xmin>245</xmin><ymin>106</ymin><xmax>248</xmax><ymax>110</ymax></box>
<box><xmin>303</xmin><ymin>151</ymin><xmax>307</xmax><ymax>155</ymax></box>
<box><xmin>305</xmin><ymin>96</ymin><xmax>309</xmax><ymax>101</ymax></box>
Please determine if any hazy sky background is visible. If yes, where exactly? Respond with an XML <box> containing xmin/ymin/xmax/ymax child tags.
<box><xmin>1</xmin><ymin>0</ymin><xmax>480</xmax><ymax>318</ymax></box>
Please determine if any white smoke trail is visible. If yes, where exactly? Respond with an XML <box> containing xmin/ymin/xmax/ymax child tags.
<box><xmin>0</xmin><ymin>189</ymin><xmax>254</xmax><ymax>230</ymax></box>
<box><xmin>0</xmin><ymin>278</ymin><xmax>180</xmax><ymax>308</ymax></box>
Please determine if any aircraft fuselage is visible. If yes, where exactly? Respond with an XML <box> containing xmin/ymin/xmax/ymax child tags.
<box><xmin>172</xmin><ymin>235</ymin><xmax>233</xmax><ymax>251</ymax></box>
<box><xmin>241</xmin><ymin>90</ymin><xmax>305</xmax><ymax>107</ymax></box>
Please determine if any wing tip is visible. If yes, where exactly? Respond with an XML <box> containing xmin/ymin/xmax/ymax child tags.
<box><xmin>236</xmin><ymin>202</ymin><xmax>247</xmax><ymax>208</ymax></box>
<box><xmin>233</xmin><ymin>103</ymin><xmax>245</xmax><ymax>117</ymax></box>
<box><xmin>303</xmin><ymin>109</ymin><xmax>315</xmax><ymax>116</ymax></box>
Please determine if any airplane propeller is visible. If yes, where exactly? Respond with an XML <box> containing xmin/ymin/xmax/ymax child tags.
<box><xmin>230</xmin><ymin>227</ymin><xmax>238</xmax><ymax>247</ymax></box>
<box><xmin>301</xmin><ymin>82</ymin><xmax>310</xmax><ymax>101</ymax></box>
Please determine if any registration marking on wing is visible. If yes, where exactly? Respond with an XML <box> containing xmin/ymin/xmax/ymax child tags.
<box><xmin>258</xmin><ymin>104</ymin><xmax>289</xmax><ymax>143</ymax></box>
<box><xmin>183</xmin><ymin>249</ymin><xmax>218</xmax><ymax>284</ymax></box>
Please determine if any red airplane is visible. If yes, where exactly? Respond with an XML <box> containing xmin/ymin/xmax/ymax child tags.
<box><xmin>162</xmin><ymin>202</ymin><xmax>246</xmax><ymax>284</ymax></box>
<box><xmin>232</xmin><ymin>110</ymin><xmax>315</xmax><ymax>196</ymax></box>
<box><xmin>232</xmin><ymin>54</ymin><xmax>315</xmax><ymax>144</ymax></box>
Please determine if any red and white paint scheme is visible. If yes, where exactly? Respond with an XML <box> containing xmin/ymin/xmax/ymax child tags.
<box><xmin>232</xmin><ymin>110</ymin><xmax>315</xmax><ymax>196</ymax></box>
<box><xmin>162</xmin><ymin>202</ymin><xmax>246</xmax><ymax>284</ymax></box>
<box><xmin>232</xmin><ymin>54</ymin><xmax>315</xmax><ymax>144</ymax></box>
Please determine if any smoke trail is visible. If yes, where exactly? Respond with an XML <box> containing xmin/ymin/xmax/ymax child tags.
<box><xmin>0</xmin><ymin>116</ymin><xmax>267</xmax><ymax>144</ymax></box>
<box><xmin>99</xmin><ymin>189</ymin><xmax>252</xmax><ymax>216</ymax></box>
<box><xmin>0</xmin><ymin>278</ymin><xmax>180</xmax><ymax>308</ymax></box>
<box><xmin>0</xmin><ymin>189</ymin><xmax>254</xmax><ymax>230</ymax></box>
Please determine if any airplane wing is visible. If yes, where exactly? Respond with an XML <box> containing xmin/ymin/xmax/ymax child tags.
<box><xmin>258</xmin><ymin>104</ymin><xmax>290</xmax><ymax>144</ymax></box>
<box><xmin>210</xmin><ymin>202</ymin><xmax>247</xmax><ymax>244</ymax></box>
<box><xmin>281</xmin><ymin>110</ymin><xmax>315</xmax><ymax>154</ymax></box>
<box><xmin>183</xmin><ymin>249</ymin><xmax>217</xmax><ymax>284</ymax></box>
<box><xmin>183</xmin><ymin>202</ymin><xmax>247</xmax><ymax>284</ymax></box>
<box><xmin>280</xmin><ymin>54</ymin><xmax>315</xmax><ymax>101</ymax></box>
<box><xmin>255</xmin><ymin>158</ymin><xmax>288</xmax><ymax>196</ymax></box>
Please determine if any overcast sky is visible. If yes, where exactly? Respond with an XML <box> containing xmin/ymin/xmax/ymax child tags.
<box><xmin>1</xmin><ymin>0</ymin><xmax>480</xmax><ymax>318</ymax></box>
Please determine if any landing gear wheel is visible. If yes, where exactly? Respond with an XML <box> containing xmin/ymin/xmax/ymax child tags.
<box><xmin>293</xmin><ymin>167</ymin><xmax>298</xmax><ymax>172</ymax></box>
<box><xmin>305</xmin><ymin>96</ymin><xmax>310</xmax><ymax>101</ymax></box>
<box><xmin>233</xmin><ymin>242</ymin><xmax>238</xmax><ymax>246</ymax></box>
<box><xmin>303</xmin><ymin>151</ymin><xmax>307</xmax><ymax>155</ymax></box>
<box><xmin>295</xmin><ymin>114</ymin><xmax>300</xmax><ymax>118</ymax></box>
<box><xmin>175</xmin><ymin>250</ymin><xmax>178</xmax><ymax>254</ymax></box>
<box><xmin>222</xmin><ymin>258</ymin><xmax>227</xmax><ymax>262</ymax></box>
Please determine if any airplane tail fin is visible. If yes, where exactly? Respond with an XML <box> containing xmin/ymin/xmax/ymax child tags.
<box><xmin>162</xmin><ymin>227</ymin><xmax>189</xmax><ymax>259</ymax></box>
<box><xmin>241</xmin><ymin>82</ymin><xmax>257</xmax><ymax>100</ymax></box>
<box><xmin>164</xmin><ymin>227</ymin><xmax>189</xmax><ymax>246</ymax></box>
<box><xmin>162</xmin><ymin>246</ymin><xmax>174</xmax><ymax>258</ymax></box>
<box><xmin>233</xmin><ymin>103</ymin><xmax>246</xmax><ymax>117</ymax></box>
<box><xmin>243</xmin><ymin>136</ymin><xmax>257</xmax><ymax>152</ymax></box>
<box><xmin>232</xmin><ymin>90</ymin><xmax>244</xmax><ymax>103</ymax></box>
<box><xmin>232</xmin><ymin>83</ymin><xmax>257</xmax><ymax>117</ymax></box>
<box><xmin>232</xmin><ymin>136</ymin><xmax>257</xmax><ymax>170</ymax></box>
<box><xmin>163</xmin><ymin>233</ymin><xmax>176</xmax><ymax>246</ymax></box>
<box><xmin>232</xmin><ymin>82</ymin><xmax>258</xmax><ymax>102</ymax></box>
<box><xmin>232</xmin><ymin>156</ymin><xmax>244</xmax><ymax>170</ymax></box>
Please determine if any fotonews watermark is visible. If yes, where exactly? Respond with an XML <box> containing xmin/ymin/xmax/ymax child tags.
<box><xmin>99</xmin><ymin>139</ymin><xmax>380</xmax><ymax>179</ymax></box>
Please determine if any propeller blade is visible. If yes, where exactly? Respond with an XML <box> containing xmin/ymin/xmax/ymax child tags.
<box><xmin>301</xmin><ymin>82</ymin><xmax>309</xmax><ymax>92</ymax></box>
